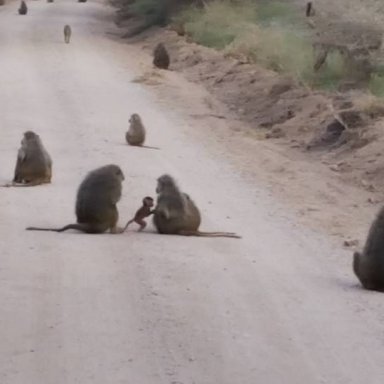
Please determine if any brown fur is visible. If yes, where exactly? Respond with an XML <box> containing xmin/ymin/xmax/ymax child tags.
<box><xmin>353</xmin><ymin>206</ymin><xmax>384</xmax><ymax>291</ymax></box>
<box><xmin>123</xmin><ymin>196</ymin><xmax>154</xmax><ymax>232</ymax></box>
<box><xmin>153</xmin><ymin>174</ymin><xmax>241</xmax><ymax>238</ymax></box>
<box><xmin>4</xmin><ymin>131</ymin><xmax>52</xmax><ymax>187</ymax></box>
<box><xmin>125</xmin><ymin>113</ymin><xmax>159</xmax><ymax>149</ymax></box>
<box><xmin>26</xmin><ymin>164</ymin><xmax>125</xmax><ymax>234</ymax></box>
<box><xmin>153</xmin><ymin>43</ymin><xmax>170</xmax><ymax>70</ymax></box>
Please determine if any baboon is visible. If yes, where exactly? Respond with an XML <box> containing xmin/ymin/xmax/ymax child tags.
<box><xmin>153</xmin><ymin>174</ymin><xmax>241</xmax><ymax>238</ymax></box>
<box><xmin>4</xmin><ymin>131</ymin><xmax>52</xmax><ymax>187</ymax></box>
<box><xmin>353</xmin><ymin>206</ymin><xmax>384</xmax><ymax>291</ymax></box>
<box><xmin>153</xmin><ymin>43</ymin><xmax>170</xmax><ymax>70</ymax></box>
<box><xmin>64</xmin><ymin>25</ymin><xmax>71</xmax><ymax>44</ymax></box>
<box><xmin>26</xmin><ymin>164</ymin><xmax>125</xmax><ymax>234</ymax></box>
<box><xmin>47</xmin><ymin>0</ymin><xmax>54</xmax><ymax>3</ymax></box>
<box><xmin>305</xmin><ymin>2</ymin><xmax>315</xmax><ymax>17</ymax></box>
<box><xmin>123</xmin><ymin>196</ymin><xmax>154</xmax><ymax>232</ymax></box>
<box><xmin>78</xmin><ymin>0</ymin><xmax>87</xmax><ymax>3</ymax></box>
<box><xmin>18</xmin><ymin>0</ymin><xmax>27</xmax><ymax>15</ymax></box>
<box><xmin>125</xmin><ymin>114</ymin><xmax>159</xmax><ymax>149</ymax></box>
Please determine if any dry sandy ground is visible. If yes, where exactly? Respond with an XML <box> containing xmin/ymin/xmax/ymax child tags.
<box><xmin>1</xmin><ymin>1</ymin><xmax>384</xmax><ymax>383</ymax></box>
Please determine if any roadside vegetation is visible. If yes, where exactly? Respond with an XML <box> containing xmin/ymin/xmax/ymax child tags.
<box><xmin>114</xmin><ymin>0</ymin><xmax>384</xmax><ymax>97</ymax></box>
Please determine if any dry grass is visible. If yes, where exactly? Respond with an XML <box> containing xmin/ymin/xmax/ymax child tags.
<box><xmin>177</xmin><ymin>1</ymin><xmax>354</xmax><ymax>90</ymax></box>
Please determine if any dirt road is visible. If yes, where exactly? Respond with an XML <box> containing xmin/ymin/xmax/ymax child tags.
<box><xmin>1</xmin><ymin>1</ymin><xmax>384</xmax><ymax>383</ymax></box>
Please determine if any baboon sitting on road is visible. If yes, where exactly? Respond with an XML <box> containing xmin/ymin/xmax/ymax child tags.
<box><xmin>9</xmin><ymin>131</ymin><xmax>52</xmax><ymax>187</ymax></box>
<box><xmin>153</xmin><ymin>174</ymin><xmax>241</xmax><ymax>238</ymax></box>
<box><xmin>26</xmin><ymin>164</ymin><xmax>125</xmax><ymax>234</ymax></box>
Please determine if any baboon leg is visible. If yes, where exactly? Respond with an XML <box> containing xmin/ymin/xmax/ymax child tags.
<box><xmin>10</xmin><ymin>178</ymin><xmax>49</xmax><ymax>187</ymax></box>
<box><xmin>136</xmin><ymin>219</ymin><xmax>147</xmax><ymax>232</ymax></box>
<box><xmin>123</xmin><ymin>219</ymin><xmax>134</xmax><ymax>232</ymax></box>
<box><xmin>110</xmin><ymin>225</ymin><xmax>125</xmax><ymax>234</ymax></box>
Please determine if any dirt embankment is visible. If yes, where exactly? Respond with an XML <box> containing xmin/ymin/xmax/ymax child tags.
<box><xmin>126</xmin><ymin>26</ymin><xmax>384</xmax><ymax>195</ymax></box>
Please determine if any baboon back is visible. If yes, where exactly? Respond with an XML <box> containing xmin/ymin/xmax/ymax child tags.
<box><xmin>17</xmin><ymin>145</ymin><xmax>52</xmax><ymax>181</ymax></box>
<box><xmin>153</xmin><ymin>193</ymin><xmax>201</xmax><ymax>234</ymax></box>
<box><xmin>354</xmin><ymin>206</ymin><xmax>384</xmax><ymax>290</ymax></box>
<box><xmin>153</xmin><ymin>43</ymin><xmax>170</xmax><ymax>70</ymax></box>
<box><xmin>75</xmin><ymin>171</ymin><xmax>120</xmax><ymax>225</ymax></box>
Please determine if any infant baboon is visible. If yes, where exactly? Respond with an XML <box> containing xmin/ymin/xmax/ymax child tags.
<box><xmin>125</xmin><ymin>113</ymin><xmax>159</xmax><ymax>149</ymax></box>
<box><xmin>123</xmin><ymin>196</ymin><xmax>154</xmax><ymax>232</ymax></box>
<box><xmin>6</xmin><ymin>131</ymin><xmax>52</xmax><ymax>187</ymax></box>
<box><xmin>18</xmin><ymin>0</ymin><xmax>27</xmax><ymax>15</ymax></box>
<box><xmin>353</xmin><ymin>206</ymin><xmax>384</xmax><ymax>291</ymax></box>
<box><xmin>153</xmin><ymin>43</ymin><xmax>170</xmax><ymax>70</ymax></box>
<box><xmin>63</xmin><ymin>25</ymin><xmax>71</xmax><ymax>44</ymax></box>
<box><xmin>26</xmin><ymin>164</ymin><xmax>125</xmax><ymax>234</ymax></box>
<box><xmin>153</xmin><ymin>174</ymin><xmax>241</xmax><ymax>238</ymax></box>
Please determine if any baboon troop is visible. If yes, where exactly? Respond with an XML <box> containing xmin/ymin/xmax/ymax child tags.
<box><xmin>153</xmin><ymin>174</ymin><xmax>241</xmax><ymax>238</ymax></box>
<box><xmin>6</xmin><ymin>0</ymin><xmax>382</xmax><ymax>301</ymax></box>
<box><xmin>353</xmin><ymin>206</ymin><xmax>384</xmax><ymax>291</ymax></box>
<box><xmin>64</xmin><ymin>24</ymin><xmax>72</xmax><ymax>44</ymax></box>
<box><xmin>18</xmin><ymin>0</ymin><xmax>27</xmax><ymax>15</ymax></box>
<box><xmin>123</xmin><ymin>196</ymin><xmax>154</xmax><ymax>232</ymax></box>
<box><xmin>10</xmin><ymin>131</ymin><xmax>52</xmax><ymax>187</ymax></box>
<box><xmin>27</xmin><ymin>165</ymin><xmax>125</xmax><ymax>234</ymax></box>
<box><xmin>153</xmin><ymin>43</ymin><xmax>170</xmax><ymax>70</ymax></box>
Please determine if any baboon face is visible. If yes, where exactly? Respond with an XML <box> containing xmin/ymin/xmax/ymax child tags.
<box><xmin>156</xmin><ymin>174</ymin><xmax>177</xmax><ymax>194</ymax></box>
<box><xmin>23</xmin><ymin>131</ymin><xmax>38</xmax><ymax>141</ymax></box>
<box><xmin>110</xmin><ymin>165</ymin><xmax>125</xmax><ymax>182</ymax></box>
<box><xmin>129</xmin><ymin>113</ymin><xmax>141</xmax><ymax>124</ymax></box>
<box><xmin>143</xmin><ymin>196</ymin><xmax>154</xmax><ymax>207</ymax></box>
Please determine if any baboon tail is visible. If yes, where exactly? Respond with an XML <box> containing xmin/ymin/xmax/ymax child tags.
<box><xmin>179</xmin><ymin>230</ymin><xmax>241</xmax><ymax>239</ymax></box>
<box><xmin>26</xmin><ymin>223</ymin><xmax>89</xmax><ymax>233</ymax></box>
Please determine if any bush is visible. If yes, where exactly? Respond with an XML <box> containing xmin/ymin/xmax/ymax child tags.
<box><xmin>177</xmin><ymin>0</ymin><xmax>378</xmax><ymax>92</ymax></box>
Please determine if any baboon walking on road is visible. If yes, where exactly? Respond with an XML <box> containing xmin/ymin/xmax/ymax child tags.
<box><xmin>153</xmin><ymin>174</ymin><xmax>241</xmax><ymax>238</ymax></box>
<box><xmin>6</xmin><ymin>131</ymin><xmax>52</xmax><ymax>187</ymax></box>
<box><xmin>26</xmin><ymin>164</ymin><xmax>125</xmax><ymax>234</ymax></box>
<box><xmin>353</xmin><ymin>206</ymin><xmax>384</xmax><ymax>291</ymax></box>
<box><xmin>64</xmin><ymin>25</ymin><xmax>71</xmax><ymax>44</ymax></box>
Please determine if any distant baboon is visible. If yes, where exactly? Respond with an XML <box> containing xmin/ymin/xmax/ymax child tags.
<box><xmin>47</xmin><ymin>0</ymin><xmax>54</xmax><ymax>3</ymax></box>
<box><xmin>64</xmin><ymin>25</ymin><xmax>71</xmax><ymax>44</ymax></box>
<box><xmin>123</xmin><ymin>196</ymin><xmax>154</xmax><ymax>232</ymax></box>
<box><xmin>305</xmin><ymin>2</ymin><xmax>315</xmax><ymax>17</ymax></box>
<box><xmin>4</xmin><ymin>131</ymin><xmax>52</xmax><ymax>187</ymax></box>
<box><xmin>78</xmin><ymin>0</ymin><xmax>87</xmax><ymax>3</ymax></box>
<box><xmin>153</xmin><ymin>43</ymin><xmax>170</xmax><ymax>70</ymax></box>
<box><xmin>153</xmin><ymin>174</ymin><xmax>241</xmax><ymax>238</ymax></box>
<box><xmin>18</xmin><ymin>0</ymin><xmax>27</xmax><ymax>15</ymax></box>
<box><xmin>125</xmin><ymin>113</ymin><xmax>159</xmax><ymax>149</ymax></box>
<box><xmin>26</xmin><ymin>164</ymin><xmax>125</xmax><ymax>234</ymax></box>
<box><xmin>353</xmin><ymin>206</ymin><xmax>384</xmax><ymax>291</ymax></box>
